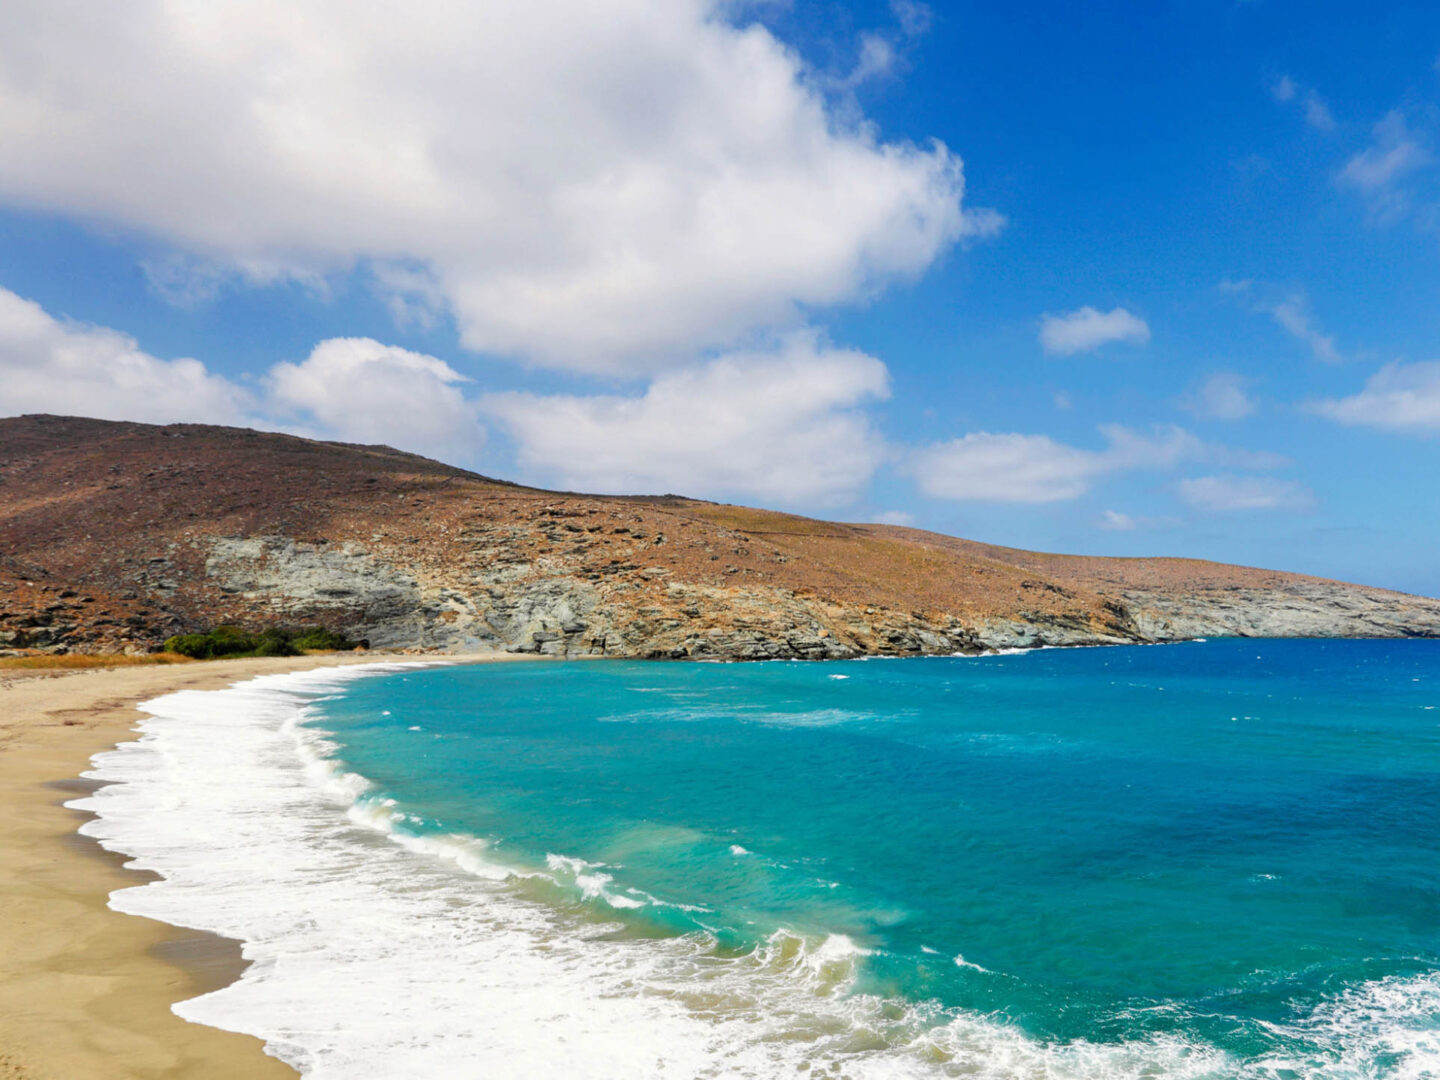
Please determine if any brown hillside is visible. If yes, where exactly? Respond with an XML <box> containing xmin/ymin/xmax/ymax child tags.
<box><xmin>1</xmin><ymin>415</ymin><xmax>1437</xmax><ymax>659</ymax></box>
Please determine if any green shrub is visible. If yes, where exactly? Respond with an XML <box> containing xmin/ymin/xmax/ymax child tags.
<box><xmin>207</xmin><ymin>625</ymin><xmax>261</xmax><ymax>656</ymax></box>
<box><xmin>162</xmin><ymin>624</ymin><xmax>358</xmax><ymax>660</ymax></box>
<box><xmin>162</xmin><ymin>632</ymin><xmax>218</xmax><ymax>659</ymax></box>
<box><xmin>252</xmin><ymin>628</ymin><xmax>301</xmax><ymax>657</ymax></box>
<box><xmin>292</xmin><ymin>626</ymin><xmax>360</xmax><ymax>651</ymax></box>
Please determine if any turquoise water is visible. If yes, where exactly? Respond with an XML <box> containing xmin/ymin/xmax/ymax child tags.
<box><xmin>309</xmin><ymin>639</ymin><xmax>1440</xmax><ymax>1071</ymax></box>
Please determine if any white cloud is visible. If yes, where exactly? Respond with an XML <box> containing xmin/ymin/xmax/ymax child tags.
<box><xmin>483</xmin><ymin>334</ymin><xmax>890</xmax><ymax>504</ymax></box>
<box><xmin>1310</xmin><ymin>360</ymin><xmax>1440</xmax><ymax>433</ymax></box>
<box><xmin>0</xmin><ymin>286</ymin><xmax>250</xmax><ymax>425</ymax></box>
<box><xmin>1267</xmin><ymin>295</ymin><xmax>1341</xmax><ymax>363</ymax></box>
<box><xmin>0</xmin><ymin>1</ymin><xmax>997</xmax><ymax>373</ymax></box>
<box><xmin>1304</xmin><ymin>94</ymin><xmax>1336</xmax><ymax>133</ymax></box>
<box><xmin>1039</xmin><ymin>306</ymin><xmax>1150</xmax><ymax>356</ymax></box>
<box><xmin>267</xmin><ymin>338</ymin><xmax>483</xmax><ymax>460</ymax></box>
<box><xmin>1223</xmin><ymin>281</ymin><xmax>1340</xmax><ymax>363</ymax></box>
<box><xmin>838</xmin><ymin>33</ymin><xmax>899</xmax><ymax>89</ymax></box>
<box><xmin>909</xmin><ymin>432</ymin><xmax>1103</xmax><ymax>502</ymax></box>
<box><xmin>870</xmin><ymin>510</ymin><xmax>916</xmax><ymax>526</ymax></box>
<box><xmin>1098</xmin><ymin>510</ymin><xmax>1137</xmax><ymax>531</ymax></box>
<box><xmin>1178</xmin><ymin>474</ymin><xmax>1315</xmax><ymax>513</ymax></box>
<box><xmin>1183</xmin><ymin>372</ymin><xmax>1257</xmax><ymax>421</ymax></box>
<box><xmin>1339</xmin><ymin>112</ymin><xmax>1429</xmax><ymax>190</ymax></box>
<box><xmin>1097</xmin><ymin>508</ymin><xmax>1182</xmax><ymax>532</ymax></box>
<box><xmin>1270</xmin><ymin>76</ymin><xmax>1334</xmax><ymax>131</ymax></box>
<box><xmin>890</xmin><ymin>0</ymin><xmax>933</xmax><ymax>38</ymax></box>
<box><xmin>832</xmin><ymin>0</ymin><xmax>933</xmax><ymax>88</ymax></box>
<box><xmin>906</xmin><ymin>424</ymin><xmax>1197</xmax><ymax>503</ymax></box>
<box><xmin>0</xmin><ymin>286</ymin><xmax>486</xmax><ymax>462</ymax></box>
<box><xmin>1338</xmin><ymin>111</ymin><xmax>1431</xmax><ymax>224</ymax></box>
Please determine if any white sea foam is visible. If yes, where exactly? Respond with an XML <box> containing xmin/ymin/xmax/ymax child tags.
<box><xmin>68</xmin><ymin>663</ymin><xmax>1440</xmax><ymax>1079</ymax></box>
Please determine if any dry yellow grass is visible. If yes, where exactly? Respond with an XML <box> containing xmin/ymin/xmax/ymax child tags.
<box><xmin>0</xmin><ymin>652</ymin><xmax>195</xmax><ymax>670</ymax></box>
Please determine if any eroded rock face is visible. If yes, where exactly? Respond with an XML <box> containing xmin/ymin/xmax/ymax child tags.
<box><xmin>193</xmin><ymin>531</ymin><xmax>1440</xmax><ymax>661</ymax></box>
<box><xmin>1122</xmin><ymin>585</ymin><xmax>1440</xmax><ymax>641</ymax></box>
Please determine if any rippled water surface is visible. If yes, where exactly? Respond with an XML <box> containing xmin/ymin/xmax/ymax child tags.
<box><xmin>78</xmin><ymin>639</ymin><xmax>1440</xmax><ymax>1078</ymax></box>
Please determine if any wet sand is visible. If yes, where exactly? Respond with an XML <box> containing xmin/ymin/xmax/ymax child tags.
<box><xmin>0</xmin><ymin>654</ymin><xmax>433</xmax><ymax>1080</ymax></box>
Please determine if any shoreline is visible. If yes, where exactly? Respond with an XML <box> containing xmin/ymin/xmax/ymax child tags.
<box><xmin>0</xmin><ymin>652</ymin><xmax>517</xmax><ymax>1080</ymax></box>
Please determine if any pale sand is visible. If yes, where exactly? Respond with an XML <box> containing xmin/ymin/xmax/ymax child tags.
<box><xmin>0</xmin><ymin>653</ymin><xmax>517</xmax><ymax>1080</ymax></box>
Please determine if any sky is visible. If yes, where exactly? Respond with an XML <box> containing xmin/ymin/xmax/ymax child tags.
<box><xmin>1</xmin><ymin>1</ymin><xmax>1438</xmax><ymax>594</ymax></box>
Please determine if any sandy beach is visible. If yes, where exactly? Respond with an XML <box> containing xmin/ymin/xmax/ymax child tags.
<box><xmin>0</xmin><ymin>654</ymin><xmax>417</xmax><ymax>1080</ymax></box>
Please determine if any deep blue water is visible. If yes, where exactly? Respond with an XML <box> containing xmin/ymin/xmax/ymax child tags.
<box><xmin>309</xmin><ymin>639</ymin><xmax>1440</xmax><ymax>1070</ymax></box>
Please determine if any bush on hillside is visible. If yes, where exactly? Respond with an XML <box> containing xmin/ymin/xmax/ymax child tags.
<box><xmin>163</xmin><ymin>625</ymin><xmax>360</xmax><ymax>659</ymax></box>
<box><xmin>292</xmin><ymin>626</ymin><xmax>360</xmax><ymax>651</ymax></box>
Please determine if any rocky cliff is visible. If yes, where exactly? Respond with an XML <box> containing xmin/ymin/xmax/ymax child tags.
<box><xmin>3</xmin><ymin>414</ymin><xmax>1438</xmax><ymax>659</ymax></box>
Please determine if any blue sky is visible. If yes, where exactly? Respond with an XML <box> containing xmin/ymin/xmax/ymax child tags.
<box><xmin>1</xmin><ymin>1</ymin><xmax>1438</xmax><ymax>593</ymax></box>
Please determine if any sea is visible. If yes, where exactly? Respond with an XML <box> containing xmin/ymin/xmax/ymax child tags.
<box><xmin>73</xmin><ymin>638</ymin><xmax>1440</xmax><ymax>1079</ymax></box>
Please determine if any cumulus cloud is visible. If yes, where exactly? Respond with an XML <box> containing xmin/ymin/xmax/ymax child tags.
<box><xmin>1310</xmin><ymin>360</ymin><xmax>1440</xmax><ymax>433</ymax></box>
<box><xmin>908</xmin><ymin>432</ymin><xmax>1103</xmax><ymax>502</ymax></box>
<box><xmin>1039</xmin><ymin>307</ymin><xmax>1150</xmax><ymax>356</ymax></box>
<box><xmin>1183</xmin><ymin>372</ymin><xmax>1257</xmax><ymax>421</ymax></box>
<box><xmin>267</xmin><ymin>338</ymin><xmax>483</xmax><ymax>460</ymax></box>
<box><xmin>0</xmin><ymin>286</ymin><xmax>251</xmax><ymax>425</ymax></box>
<box><xmin>1178</xmin><ymin>475</ymin><xmax>1315</xmax><ymax>513</ymax></box>
<box><xmin>906</xmin><ymin>424</ymin><xmax>1198</xmax><ymax>503</ymax></box>
<box><xmin>0</xmin><ymin>1</ymin><xmax>997</xmax><ymax>373</ymax></box>
<box><xmin>483</xmin><ymin>334</ymin><xmax>891</xmax><ymax>504</ymax></box>
<box><xmin>0</xmin><ymin>286</ymin><xmax>486</xmax><ymax>462</ymax></box>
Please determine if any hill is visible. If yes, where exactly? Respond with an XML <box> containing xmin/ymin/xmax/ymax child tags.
<box><xmin>2</xmin><ymin>414</ymin><xmax>1438</xmax><ymax>659</ymax></box>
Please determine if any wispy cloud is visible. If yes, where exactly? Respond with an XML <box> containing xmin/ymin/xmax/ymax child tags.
<box><xmin>1337</xmin><ymin>111</ymin><xmax>1432</xmax><ymax>224</ymax></box>
<box><xmin>1098</xmin><ymin>509</ymin><xmax>1137</xmax><ymax>531</ymax></box>
<box><xmin>904</xmin><ymin>422</ymin><xmax>1288</xmax><ymax>504</ymax></box>
<box><xmin>871</xmin><ymin>510</ymin><xmax>917</xmax><ymax>526</ymax></box>
<box><xmin>1178</xmin><ymin>474</ymin><xmax>1315</xmax><ymax>513</ymax></box>
<box><xmin>906</xmin><ymin>425</ymin><xmax>1191</xmax><ymax>503</ymax></box>
<box><xmin>890</xmin><ymin>0</ymin><xmax>933</xmax><ymax>37</ymax></box>
<box><xmin>829</xmin><ymin>0</ymin><xmax>934</xmax><ymax>91</ymax></box>
<box><xmin>1310</xmin><ymin>360</ymin><xmax>1440</xmax><ymax>433</ymax></box>
<box><xmin>1221</xmin><ymin>281</ymin><xmax>1341</xmax><ymax>363</ymax></box>
<box><xmin>1267</xmin><ymin>295</ymin><xmax>1341</xmax><ymax>363</ymax></box>
<box><xmin>1039</xmin><ymin>306</ymin><xmax>1150</xmax><ymax>356</ymax></box>
<box><xmin>1182</xmin><ymin>372</ymin><xmax>1257</xmax><ymax>421</ymax></box>
<box><xmin>1097</xmin><ymin>509</ymin><xmax>1181</xmax><ymax>532</ymax></box>
<box><xmin>1269</xmin><ymin>75</ymin><xmax>1335</xmax><ymax>132</ymax></box>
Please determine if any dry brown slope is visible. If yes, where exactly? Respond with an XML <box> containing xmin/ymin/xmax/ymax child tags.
<box><xmin>1</xmin><ymin>414</ymin><xmax>1437</xmax><ymax>658</ymax></box>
